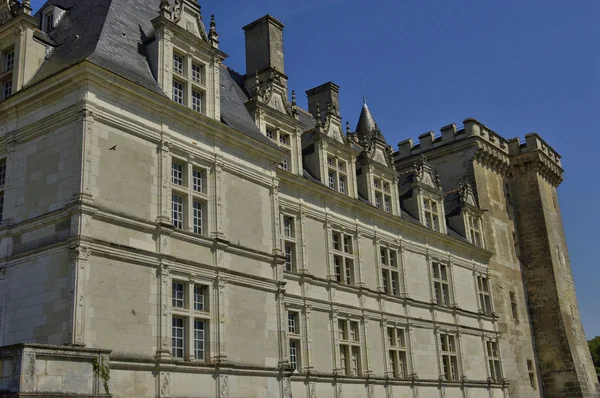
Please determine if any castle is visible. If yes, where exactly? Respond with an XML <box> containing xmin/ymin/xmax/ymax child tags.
<box><xmin>0</xmin><ymin>1</ymin><xmax>597</xmax><ymax>397</ymax></box>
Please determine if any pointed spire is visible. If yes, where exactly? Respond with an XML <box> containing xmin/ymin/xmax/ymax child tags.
<box><xmin>209</xmin><ymin>15</ymin><xmax>219</xmax><ymax>48</ymax></box>
<box><xmin>356</xmin><ymin>102</ymin><xmax>386</xmax><ymax>144</ymax></box>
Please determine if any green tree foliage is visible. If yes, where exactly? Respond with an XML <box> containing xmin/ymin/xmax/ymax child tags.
<box><xmin>589</xmin><ymin>336</ymin><xmax>600</xmax><ymax>375</ymax></box>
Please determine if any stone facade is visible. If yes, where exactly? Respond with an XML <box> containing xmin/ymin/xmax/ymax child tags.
<box><xmin>0</xmin><ymin>1</ymin><xmax>597</xmax><ymax>398</ymax></box>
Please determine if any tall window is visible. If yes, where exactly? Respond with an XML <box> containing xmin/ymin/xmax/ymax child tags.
<box><xmin>327</xmin><ymin>156</ymin><xmax>348</xmax><ymax>195</ymax></box>
<box><xmin>387</xmin><ymin>327</ymin><xmax>408</xmax><ymax>378</ymax></box>
<box><xmin>171</xmin><ymin>280</ymin><xmax>210</xmax><ymax>360</ymax></box>
<box><xmin>282</xmin><ymin>216</ymin><xmax>297</xmax><ymax>272</ymax></box>
<box><xmin>172</xmin><ymin>80</ymin><xmax>184</xmax><ymax>104</ymax></box>
<box><xmin>4</xmin><ymin>51</ymin><xmax>14</xmax><ymax>72</ymax></box>
<box><xmin>374</xmin><ymin>178</ymin><xmax>392</xmax><ymax>213</ymax></box>
<box><xmin>0</xmin><ymin>160</ymin><xmax>5</xmax><ymax>223</ymax></box>
<box><xmin>423</xmin><ymin>198</ymin><xmax>440</xmax><ymax>231</ymax></box>
<box><xmin>192</xmin><ymin>91</ymin><xmax>203</xmax><ymax>113</ymax></box>
<box><xmin>432</xmin><ymin>262</ymin><xmax>450</xmax><ymax>307</ymax></box>
<box><xmin>338</xmin><ymin>319</ymin><xmax>361</xmax><ymax>376</ymax></box>
<box><xmin>288</xmin><ymin>311</ymin><xmax>301</xmax><ymax>371</ymax></box>
<box><xmin>192</xmin><ymin>63</ymin><xmax>204</xmax><ymax>84</ymax></box>
<box><xmin>173</xmin><ymin>53</ymin><xmax>184</xmax><ymax>75</ymax></box>
<box><xmin>527</xmin><ymin>359</ymin><xmax>536</xmax><ymax>389</ymax></box>
<box><xmin>380</xmin><ymin>247</ymin><xmax>400</xmax><ymax>296</ymax></box>
<box><xmin>486</xmin><ymin>341</ymin><xmax>502</xmax><ymax>382</ymax></box>
<box><xmin>477</xmin><ymin>275</ymin><xmax>492</xmax><ymax>315</ymax></box>
<box><xmin>468</xmin><ymin>215</ymin><xmax>482</xmax><ymax>247</ymax></box>
<box><xmin>509</xmin><ymin>291</ymin><xmax>519</xmax><ymax>321</ymax></box>
<box><xmin>171</xmin><ymin>158</ymin><xmax>209</xmax><ymax>235</ymax></box>
<box><xmin>332</xmin><ymin>231</ymin><xmax>354</xmax><ymax>285</ymax></box>
<box><xmin>264</xmin><ymin>126</ymin><xmax>292</xmax><ymax>171</ymax></box>
<box><xmin>440</xmin><ymin>333</ymin><xmax>458</xmax><ymax>381</ymax></box>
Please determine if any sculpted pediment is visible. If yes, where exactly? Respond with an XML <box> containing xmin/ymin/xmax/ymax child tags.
<box><xmin>171</xmin><ymin>0</ymin><xmax>207</xmax><ymax>40</ymax></box>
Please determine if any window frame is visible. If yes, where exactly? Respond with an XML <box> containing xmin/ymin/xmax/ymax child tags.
<box><xmin>281</xmin><ymin>214</ymin><xmax>297</xmax><ymax>272</ymax></box>
<box><xmin>387</xmin><ymin>326</ymin><xmax>408</xmax><ymax>379</ymax></box>
<box><xmin>326</xmin><ymin>155</ymin><xmax>348</xmax><ymax>195</ymax></box>
<box><xmin>439</xmin><ymin>332</ymin><xmax>459</xmax><ymax>381</ymax></box>
<box><xmin>476</xmin><ymin>275</ymin><xmax>493</xmax><ymax>316</ymax></box>
<box><xmin>431</xmin><ymin>261</ymin><xmax>451</xmax><ymax>307</ymax></box>
<box><xmin>287</xmin><ymin>310</ymin><xmax>302</xmax><ymax>371</ymax></box>
<box><xmin>379</xmin><ymin>246</ymin><xmax>401</xmax><ymax>297</ymax></box>
<box><xmin>337</xmin><ymin>318</ymin><xmax>362</xmax><ymax>376</ymax></box>
<box><xmin>373</xmin><ymin>177</ymin><xmax>392</xmax><ymax>213</ymax></box>
<box><xmin>486</xmin><ymin>340</ymin><xmax>502</xmax><ymax>382</ymax></box>
<box><xmin>331</xmin><ymin>229</ymin><xmax>355</xmax><ymax>285</ymax></box>
<box><xmin>170</xmin><ymin>156</ymin><xmax>210</xmax><ymax>236</ymax></box>
<box><xmin>423</xmin><ymin>197</ymin><xmax>441</xmax><ymax>231</ymax></box>
<box><xmin>171</xmin><ymin>277</ymin><xmax>211</xmax><ymax>361</ymax></box>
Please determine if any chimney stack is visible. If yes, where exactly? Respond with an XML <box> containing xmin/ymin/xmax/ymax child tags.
<box><xmin>306</xmin><ymin>82</ymin><xmax>340</xmax><ymax>123</ymax></box>
<box><xmin>243</xmin><ymin>15</ymin><xmax>285</xmax><ymax>77</ymax></box>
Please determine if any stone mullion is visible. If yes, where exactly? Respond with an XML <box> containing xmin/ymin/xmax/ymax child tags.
<box><xmin>481</xmin><ymin>334</ymin><xmax>491</xmax><ymax>382</ymax></box>
<box><xmin>277</xmin><ymin>289</ymin><xmax>289</xmax><ymax>368</ymax></box>
<box><xmin>381</xmin><ymin>319</ymin><xmax>390</xmax><ymax>376</ymax></box>
<box><xmin>426</xmin><ymin>252</ymin><xmax>435</xmax><ymax>306</ymax></box>
<box><xmin>211</xmin><ymin>157</ymin><xmax>225</xmax><ymax>238</ymax></box>
<box><xmin>399</xmin><ymin>243</ymin><xmax>409</xmax><ymax>298</ymax></box>
<box><xmin>294</xmin><ymin>128</ymin><xmax>303</xmax><ymax>175</ymax></box>
<box><xmin>214</xmin><ymin>276</ymin><xmax>228</xmax><ymax>363</ymax></box>
<box><xmin>407</xmin><ymin>323</ymin><xmax>417</xmax><ymax>378</ymax></box>
<box><xmin>332</xmin><ymin>310</ymin><xmax>341</xmax><ymax>374</ymax></box>
<box><xmin>319</xmin><ymin>141</ymin><xmax>328</xmax><ymax>185</ymax></box>
<box><xmin>156</xmin><ymin>262</ymin><xmax>171</xmax><ymax>360</ymax></box>
<box><xmin>67</xmin><ymin>244</ymin><xmax>90</xmax><ymax>346</ymax></box>
<box><xmin>362</xmin><ymin>315</ymin><xmax>372</xmax><ymax>376</ymax></box>
<box><xmin>157</xmin><ymin>141</ymin><xmax>173</xmax><ymax>225</ymax></box>
<box><xmin>472</xmin><ymin>268</ymin><xmax>482</xmax><ymax>314</ymax></box>
<box><xmin>325</xmin><ymin>218</ymin><xmax>334</xmax><ymax>279</ymax></box>
<box><xmin>350</xmin><ymin>154</ymin><xmax>358</xmax><ymax>199</ymax></box>
<box><xmin>374</xmin><ymin>237</ymin><xmax>384</xmax><ymax>292</ymax></box>
<box><xmin>303</xmin><ymin>305</ymin><xmax>314</xmax><ymax>371</ymax></box>
<box><xmin>298</xmin><ymin>209</ymin><xmax>308</xmax><ymax>274</ymax></box>
<box><xmin>211</xmin><ymin>56</ymin><xmax>221</xmax><ymax>120</ymax></box>
<box><xmin>355</xmin><ymin>228</ymin><xmax>365</xmax><ymax>287</ymax></box>
<box><xmin>447</xmin><ymin>259</ymin><xmax>458</xmax><ymax>307</ymax></box>
<box><xmin>434</xmin><ymin>326</ymin><xmax>443</xmax><ymax>380</ymax></box>
<box><xmin>456</xmin><ymin>331</ymin><xmax>466</xmax><ymax>381</ymax></box>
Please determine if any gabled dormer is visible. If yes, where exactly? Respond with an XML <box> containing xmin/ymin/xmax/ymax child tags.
<box><xmin>445</xmin><ymin>178</ymin><xmax>484</xmax><ymax>248</ymax></box>
<box><xmin>39</xmin><ymin>4</ymin><xmax>66</xmax><ymax>34</ymax></box>
<box><xmin>352</xmin><ymin>101</ymin><xmax>400</xmax><ymax>215</ymax></box>
<box><xmin>148</xmin><ymin>0</ymin><xmax>226</xmax><ymax>120</ymax></box>
<box><xmin>302</xmin><ymin>82</ymin><xmax>359</xmax><ymax>198</ymax></box>
<box><xmin>398</xmin><ymin>154</ymin><xmax>447</xmax><ymax>233</ymax></box>
<box><xmin>0</xmin><ymin>0</ymin><xmax>46</xmax><ymax>100</ymax></box>
<box><xmin>241</xmin><ymin>15</ymin><xmax>304</xmax><ymax>175</ymax></box>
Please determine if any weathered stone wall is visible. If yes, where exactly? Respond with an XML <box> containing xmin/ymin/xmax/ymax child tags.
<box><xmin>510</xmin><ymin>163</ymin><xmax>599</xmax><ymax>397</ymax></box>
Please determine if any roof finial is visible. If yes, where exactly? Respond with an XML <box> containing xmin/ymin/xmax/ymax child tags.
<box><xmin>346</xmin><ymin>121</ymin><xmax>351</xmax><ymax>135</ymax></box>
<box><xmin>316</xmin><ymin>103</ymin><xmax>322</xmax><ymax>128</ymax></box>
<box><xmin>291</xmin><ymin>90</ymin><xmax>297</xmax><ymax>106</ymax></box>
<box><xmin>361</xmin><ymin>77</ymin><xmax>367</xmax><ymax>104</ymax></box>
<box><xmin>159</xmin><ymin>0</ymin><xmax>171</xmax><ymax>19</ymax></box>
<box><xmin>209</xmin><ymin>15</ymin><xmax>219</xmax><ymax>48</ymax></box>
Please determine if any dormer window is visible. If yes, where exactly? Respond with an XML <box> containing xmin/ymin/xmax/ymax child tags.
<box><xmin>4</xmin><ymin>51</ymin><xmax>14</xmax><ymax>72</ymax></box>
<box><xmin>327</xmin><ymin>156</ymin><xmax>347</xmax><ymax>195</ymax></box>
<box><xmin>374</xmin><ymin>178</ymin><xmax>392</xmax><ymax>213</ymax></box>
<box><xmin>467</xmin><ymin>215</ymin><xmax>483</xmax><ymax>247</ymax></box>
<box><xmin>43</xmin><ymin>10</ymin><xmax>54</xmax><ymax>33</ymax></box>
<box><xmin>423</xmin><ymin>198</ymin><xmax>440</xmax><ymax>231</ymax></box>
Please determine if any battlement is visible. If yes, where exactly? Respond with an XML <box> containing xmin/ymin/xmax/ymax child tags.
<box><xmin>396</xmin><ymin>118</ymin><xmax>510</xmax><ymax>159</ymax></box>
<box><xmin>508</xmin><ymin>133</ymin><xmax>562</xmax><ymax>169</ymax></box>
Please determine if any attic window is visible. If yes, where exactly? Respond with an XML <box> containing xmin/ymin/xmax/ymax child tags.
<box><xmin>43</xmin><ymin>10</ymin><xmax>54</xmax><ymax>33</ymax></box>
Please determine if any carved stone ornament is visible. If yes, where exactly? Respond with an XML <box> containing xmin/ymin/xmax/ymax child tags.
<box><xmin>160</xmin><ymin>372</ymin><xmax>171</xmax><ymax>397</ymax></box>
<box><xmin>68</xmin><ymin>245</ymin><xmax>91</xmax><ymax>261</ymax></box>
<box><xmin>220</xmin><ymin>375</ymin><xmax>229</xmax><ymax>398</ymax></box>
<box><xmin>283</xmin><ymin>378</ymin><xmax>292</xmax><ymax>398</ymax></box>
<box><xmin>171</xmin><ymin>0</ymin><xmax>182</xmax><ymax>21</ymax></box>
<box><xmin>1</xmin><ymin>0</ymin><xmax>19</xmax><ymax>24</ymax></box>
<box><xmin>336</xmin><ymin>384</ymin><xmax>343</xmax><ymax>398</ymax></box>
<box><xmin>367</xmin><ymin>384</ymin><xmax>374</xmax><ymax>398</ymax></box>
<box><xmin>309</xmin><ymin>383</ymin><xmax>316</xmax><ymax>398</ymax></box>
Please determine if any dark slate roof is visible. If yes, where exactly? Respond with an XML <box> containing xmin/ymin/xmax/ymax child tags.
<box><xmin>444</xmin><ymin>191</ymin><xmax>462</xmax><ymax>218</ymax></box>
<box><xmin>29</xmin><ymin>0</ymin><xmax>281</xmax><ymax>150</ymax></box>
<box><xmin>356</xmin><ymin>102</ymin><xmax>386</xmax><ymax>144</ymax></box>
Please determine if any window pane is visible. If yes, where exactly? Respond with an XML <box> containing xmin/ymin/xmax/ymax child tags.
<box><xmin>192</xmin><ymin>91</ymin><xmax>203</xmax><ymax>113</ymax></box>
<box><xmin>193</xmin><ymin>201</ymin><xmax>203</xmax><ymax>235</ymax></box>
<box><xmin>172</xmin><ymin>317</ymin><xmax>184</xmax><ymax>358</ymax></box>
<box><xmin>172</xmin><ymin>80</ymin><xmax>184</xmax><ymax>104</ymax></box>
<box><xmin>193</xmin><ymin>320</ymin><xmax>205</xmax><ymax>360</ymax></box>
<box><xmin>289</xmin><ymin>340</ymin><xmax>298</xmax><ymax>370</ymax></box>
<box><xmin>192</xmin><ymin>169</ymin><xmax>204</xmax><ymax>192</ymax></box>
<box><xmin>194</xmin><ymin>285</ymin><xmax>205</xmax><ymax>311</ymax></box>
<box><xmin>172</xmin><ymin>282</ymin><xmax>184</xmax><ymax>308</ymax></box>
<box><xmin>173</xmin><ymin>54</ymin><xmax>184</xmax><ymax>74</ymax></box>
<box><xmin>172</xmin><ymin>194</ymin><xmax>184</xmax><ymax>229</ymax></box>
<box><xmin>0</xmin><ymin>162</ymin><xmax>6</xmax><ymax>187</ymax></box>
<box><xmin>172</xmin><ymin>162</ymin><xmax>183</xmax><ymax>185</ymax></box>
<box><xmin>192</xmin><ymin>63</ymin><xmax>203</xmax><ymax>83</ymax></box>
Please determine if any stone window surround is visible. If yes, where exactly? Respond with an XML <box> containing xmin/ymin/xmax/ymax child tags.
<box><xmin>170</xmin><ymin>154</ymin><xmax>210</xmax><ymax>236</ymax></box>
<box><xmin>170</xmin><ymin>46</ymin><xmax>208</xmax><ymax>114</ymax></box>
<box><xmin>485</xmin><ymin>338</ymin><xmax>503</xmax><ymax>383</ymax></box>
<box><xmin>265</xmin><ymin>125</ymin><xmax>292</xmax><ymax>172</ymax></box>
<box><xmin>378</xmin><ymin>244</ymin><xmax>402</xmax><ymax>297</ymax></box>
<box><xmin>430</xmin><ymin>259</ymin><xmax>454</xmax><ymax>308</ymax></box>
<box><xmin>475</xmin><ymin>273</ymin><xmax>494</xmax><ymax>316</ymax></box>
<box><xmin>334</xmin><ymin>314</ymin><xmax>364</xmax><ymax>376</ymax></box>
<box><xmin>281</xmin><ymin>213</ymin><xmax>297</xmax><ymax>272</ymax></box>
<box><xmin>373</xmin><ymin>175</ymin><xmax>392</xmax><ymax>213</ymax></box>
<box><xmin>465</xmin><ymin>211</ymin><xmax>483</xmax><ymax>248</ymax></box>
<box><xmin>326</xmin><ymin>153</ymin><xmax>348</xmax><ymax>195</ymax></box>
<box><xmin>330</xmin><ymin>228</ymin><xmax>356</xmax><ymax>285</ymax></box>
<box><xmin>437</xmin><ymin>331</ymin><xmax>461</xmax><ymax>382</ymax></box>
<box><xmin>386</xmin><ymin>326</ymin><xmax>409</xmax><ymax>379</ymax></box>
<box><xmin>170</xmin><ymin>276</ymin><xmax>212</xmax><ymax>362</ymax></box>
<box><xmin>287</xmin><ymin>309</ymin><xmax>302</xmax><ymax>371</ymax></box>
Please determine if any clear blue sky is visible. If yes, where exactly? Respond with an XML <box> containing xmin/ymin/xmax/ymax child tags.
<box><xmin>32</xmin><ymin>1</ymin><xmax>599</xmax><ymax>338</ymax></box>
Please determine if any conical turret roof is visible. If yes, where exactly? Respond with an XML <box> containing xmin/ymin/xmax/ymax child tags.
<box><xmin>356</xmin><ymin>102</ymin><xmax>386</xmax><ymax>144</ymax></box>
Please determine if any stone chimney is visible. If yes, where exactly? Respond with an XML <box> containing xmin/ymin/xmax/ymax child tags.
<box><xmin>243</xmin><ymin>15</ymin><xmax>285</xmax><ymax>76</ymax></box>
<box><xmin>306</xmin><ymin>82</ymin><xmax>340</xmax><ymax>122</ymax></box>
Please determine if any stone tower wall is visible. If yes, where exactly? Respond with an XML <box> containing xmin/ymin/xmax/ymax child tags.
<box><xmin>510</xmin><ymin>142</ymin><xmax>599</xmax><ymax>397</ymax></box>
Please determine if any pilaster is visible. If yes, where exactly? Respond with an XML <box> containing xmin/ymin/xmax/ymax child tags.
<box><xmin>362</xmin><ymin>314</ymin><xmax>373</xmax><ymax>376</ymax></box>
<box><xmin>67</xmin><ymin>243</ymin><xmax>91</xmax><ymax>346</ymax></box>
<box><xmin>214</xmin><ymin>276</ymin><xmax>228</xmax><ymax>363</ymax></box>
<box><xmin>156</xmin><ymin>261</ymin><xmax>171</xmax><ymax>360</ymax></box>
